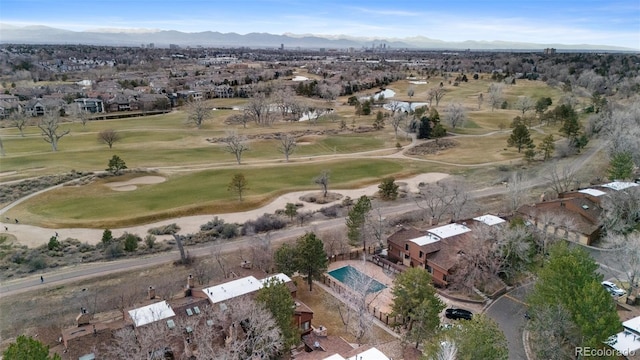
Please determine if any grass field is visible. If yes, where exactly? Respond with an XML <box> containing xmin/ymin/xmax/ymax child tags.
<box><xmin>8</xmin><ymin>159</ymin><xmax>431</xmax><ymax>227</ymax></box>
<box><xmin>0</xmin><ymin>75</ymin><xmax>570</xmax><ymax>227</ymax></box>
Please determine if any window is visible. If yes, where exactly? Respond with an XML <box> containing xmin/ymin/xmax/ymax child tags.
<box><xmin>426</xmin><ymin>265</ymin><xmax>432</xmax><ymax>274</ymax></box>
<box><xmin>419</xmin><ymin>251</ymin><xmax>424</xmax><ymax>258</ymax></box>
<box><xmin>405</xmin><ymin>244</ymin><xmax>409</xmax><ymax>251</ymax></box>
<box><xmin>301</xmin><ymin>321</ymin><xmax>310</xmax><ymax>330</ymax></box>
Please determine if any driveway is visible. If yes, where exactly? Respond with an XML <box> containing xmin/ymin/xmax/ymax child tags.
<box><xmin>485</xmin><ymin>283</ymin><xmax>533</xmax><ymax>360</ymax></box>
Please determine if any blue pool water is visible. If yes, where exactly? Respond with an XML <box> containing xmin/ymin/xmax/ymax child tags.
<box><xmin>327</xmin><ymin>265</ymin><xmax>387</xmax><ymax>293</ymax></box>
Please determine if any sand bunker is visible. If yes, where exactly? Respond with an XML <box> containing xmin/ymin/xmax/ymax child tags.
<box><xmin>106</xmin><ymin>176</ymin><xmax>166</xmax><ymax>191</ymax></box>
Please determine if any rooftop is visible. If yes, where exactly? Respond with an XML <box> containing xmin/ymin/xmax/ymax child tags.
<box><xmin>202</xmin><ymin>276</ymin><xmax>263</xmax><ymax>304</ymax></box>
<box><xmin>601</xmin><ymin>181</ymin><xmax>639</xmax><ymax>191</ymax></box>
<box><xmin>473</xmin><ymin>214</ymin><xmax>506</xmax><ymax>226</ymax></box>
<box><xmin>624</xmin><ymin>316</ymin><xmax>640</xmax><ymax>333</ymax></box>
<box><xmin>127</xmin><ymin>300</ymin><xmax>175</xmax><ymax>327</ymax></box>
<box><xmin>578</xmin><ymin>188</ymin><xmax>607</xmax><ymax>197</ymax></box>
<box><xmin>261</xmin><ymin>273</ymin><xmax>292</xmax><ymax>285</ymax></box>
<box><xmin>427</xmin><ymin>223</ymin><xmax>471</xmax><ymax>239</ymax></box>
<box><xmin>409</xmin><ymin>233</ymin><xmax>441</xmax><ymax>246</ymax></box>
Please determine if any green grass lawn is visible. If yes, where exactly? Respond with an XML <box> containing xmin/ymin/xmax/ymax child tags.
<box><xmin>8</xmin><ymin>158</ymin><xmax>420</xmax><ymax>228</ymax></box>
<box><xmin>0</xmin><ymin>75</ymin><xmax>568</xmax><ymax>228</ymax></box>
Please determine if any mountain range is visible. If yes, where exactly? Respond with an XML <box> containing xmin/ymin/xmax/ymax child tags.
<box><xmin>0</xmin><ymin>24</ymin><xmax>634</xmax><ymax>51</ymax></box>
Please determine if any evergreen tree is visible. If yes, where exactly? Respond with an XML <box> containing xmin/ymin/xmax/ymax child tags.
<box><xmin>378</xmin><ymin>177</ymin><xmax>399</xmax><ymax>200</ymax></box>
<box><xmin>528</xmin><ymin>242</ymin><xmax>621</xmax><ymax>350</ymax></box>
<box><xmin>417</xmin><ymin>116</ymin><xmax>431</xmax><ymax>139</ymax></box>
<box><xmin>256</xmin><ymin>278</ymin><xmax>299</xmax><ymax>349</ymax></box>
<box><xmin>507</xmin><ymin>123</ymin><xmax>534</xmax><ymax>153</ymax></box>
<box><xmin>346</xmin><ymin>195</ymin><xmax>372</xmax><ymax>249</ymax></box>
<box><xmin>608</xmin><ymin>151</ymin><xmax>635</xmax><ymax>180</ymax></box>
<box><xmin>295</xmin><ymin>232</ymin><xmax>328</xmax><ymax>291</ymax></box>
<box><xmin>453</xmin><ymin>315</ymin><xmax>508</xmax><ymax>360</ymax></box>
<box><xmin>3</xmin><ymin>335</ymin><xmax>61</xmax><ymax>360</ymax></box>
<box><xmin>106</xmin><ymin>155</ymin><xmax>127</xmax><ymax>175</ymax></box>
<box><xmin>538</xmin><ymin>134</ymin><xmax>555</xmax><ymax>161</ymax></box>
<box><xmin>390</xmin><ymin>268</ymin><xmax>445</xmax><ymax>348</ymax></box>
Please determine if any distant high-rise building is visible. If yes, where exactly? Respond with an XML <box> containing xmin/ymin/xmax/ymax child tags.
<box><xmin>148</xmin><ymin>43</ymin><xmax>155</xmax><ymax>49</ymax></box>
<box><xmin>280</xmin><ymin>43</ymin><xmax>284</xmax><ymax>50</ymax></box>
<box><xmin>543</xmin><ymin>48</ymin><xmax>556</xmax><ymax>55</ymax></box>
<box><xmin>169</xmin><ymin>44</ymin><xmax>180</xmax><ymax>50</ymax></box>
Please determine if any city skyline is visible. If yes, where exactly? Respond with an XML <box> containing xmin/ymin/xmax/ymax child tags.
<box><xmin>1</xmin><ymin>0</ymin><xmax>639</xmax><ymax>49</ymax></box>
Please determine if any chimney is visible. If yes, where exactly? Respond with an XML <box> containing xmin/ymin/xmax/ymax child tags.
<box><xmin>148</xmin><ymin>286</ymin><xmax>156</xmax><ymax>300</ymax></box>
<box><xmin>187</xmin><ymin>274</ymin><xmax>194</xmax><ymax>289</ymax></box>
<box><xmin>76</xmin><ymin>308</ymin><xmax>91</xmax><ymax>327</ymax></box>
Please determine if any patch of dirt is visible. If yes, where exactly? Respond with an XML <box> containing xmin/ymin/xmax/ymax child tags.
<box><xmin>299</xmin><ymin>191</ymin><xmax>343</xmax><ymax>204</ymax></box>
<box><xmin>405</xmin><ymin>139</ymin><xmax>459</xmax><ymax>155</ymax></box>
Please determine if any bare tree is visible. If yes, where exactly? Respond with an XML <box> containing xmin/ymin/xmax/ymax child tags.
<box><xmin>428</xmin><ymin>87</ymin><xmax>446</xmax><ymax>107</ymax></box>
<box><xmin>38</xmin><ymin>111</ymin><xmax>70</xmax><ymax>151</ymax></box>
<box><xmin>365</xmin><ymin>207</ymin><xmax>388</xmax><ymax>249</ymax></box>
<box><xmin>277</xmin><ymin>134</ymin><xmax>297</xmax><ymax>162</ymax></box>
<box><xmin>477</xmin><ymin>93</ymin><xmax>484</xmax><ymax>110</ymax></box>
<box><xmin>488</xmin><ymin>83</ymin><xmax>504</xmax><ymax>111</ymax></box>
<box><xmin>320</xmin><ymin>227</ymin><xmax>350</xmax><ymax>258</ymax></box>
<box><xmin>545</xmin><ymin>162</ymin><xmax>577</xmax><ymax>197</ymax></box>
<box><xmin>226</xmin><ymin>113</ymin><xmax>250</xmax><ymax>128</ymax></box>
<box><xmin>444</xmin><ymin>103</ymin><xmax>467</xmax><ymax>129</ymax></box>
<box><xmin>407</xmin><ymin>87</ymin><xmax>415</xmax><ymax>99</ymax></box>
<box><xmin>527</xmin><ymin>304</ymin><xmax>580</xmax><ymax>360</ymax></box>
<box><xmin>245</xmin><ymin>92</ymin><xmax>274</xmax><ymax>126</ymax></box>
<box><xmin>185</xmin><ymin>100</ymin><xmax>212</xmax><ymax>129</ymax></box>
<box><xmin>600</xmin><ymin>186</ymin><xmax>640</xmax><ymax>236</ymax></box>
<box><xmin>222</xmin><ymin>131</ymin><xmax>249</xmax><ymax>164</ymax></box>
<box><xmin>97</xmin><ymin>129</ymin><xmax>121</xmax><ymax>149</ymax></box>
<box><xmin>608</xmin><ymin>232</ymin><xmax>640</xmax><ymax>292</ymax></box>
<box><xmin>11</xmin><ymin>111</ymin><xmax>29</xmax><ymax>136</ymax></box>
<box><xmin>71</xmin><ymin>106</ymin><xmax>92</xmax><ymax>127</ymax></box>
<box><xmin>387</xmin><ymin>100</ymin><xmax>405</xmax><ymax>114</ymax></box>
<box><xmin>245</xmin><ymin>233</ymin><xmax>274</xmax><ymax>272</ymax></box>
<box><xmin>314</xmin><ymin>170</ymin><xmax>330</xmax><ymax>197</ymax></box>
<box><xmin>390</xmin><ymin>111</ymin><xmax>407</xmax><ymax>140</ymax></box>
<box><xmin>515</xmin><ymin>96</ymin><xmax>535</xmax><ymax>117</ymax></box>
<box><xmin>507</xmin><ymin>171</ymin><xmax>526</xmax><ymax>212</ymax></box>
<box><xmin>415</xmin><ymin>179</ymin><xmax>469</xmax><ymax>225</ymax></box>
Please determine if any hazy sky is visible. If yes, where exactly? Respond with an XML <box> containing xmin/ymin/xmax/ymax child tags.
<box><xmin>2</xmin><ymin>0</ymin><xmax>639</xmax><ymax>48</ymax></box>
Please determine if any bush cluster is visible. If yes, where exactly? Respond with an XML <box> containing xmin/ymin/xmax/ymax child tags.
<box><xmin>148</xmin><ymin>223</ymin><xmax>181</xmax><ymax>235</ymax></box>
<box><xmin>241</xmin><ymin>214</ymin><xmax>286</xmax><ymax>235</ymax></box>
<box><xmin>0</xmin><ymin>170</ymin><xmax>92</xmax><ymax>204</ymax></box>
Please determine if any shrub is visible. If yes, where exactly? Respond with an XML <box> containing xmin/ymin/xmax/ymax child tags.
<box><xmin>148</xmin><ymin>223</ymin><xmax>181</xmax><ymax>235</ymax></box>
<box><xmin>319</xmin><ymin>205</ymin><xmax>340</xmax><ymax>218</ymax></box>
<box><xmin>47</xmin><ymin>236</ymin><xmax>61</xmax><ymax>251</ymax></box>
<box><xmin>241</xmin><ymin>214</ymin><xmax>286</xmax><ymax>235</ymax></box>
<box><xmin>105</xmin><ymin>243</ymin><xmax>123</xmax><ymax>258</ymax></box>
<box><xmin>145</xmin><ymin>234</ymin><xmax>156</xmax><ymax>249</ymax></box>
<box><xmin>200</xmin><ymin>217</ymin><xmax>226</xmax><ymax>232</ymax></box>
<box><xmin>220</xmin><ymin>224</ymin><xmax>238</xmax><ymax>239</ymax></box>
<box><xmin>27</xmin><ymin>256</ymin><xmax>46</xmax><ymax>271</ymax></box>
<box><xmin>101</xmin><ymin>229</ymin><xmax>113</xmax><ymax>245</ymax></box>
<box><xmin>123</xmin><ymin>233</ymin><xmax>140</xmax><ymax>252</ymax></box>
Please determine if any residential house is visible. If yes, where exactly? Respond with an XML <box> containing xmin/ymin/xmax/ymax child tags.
<box><xmin>0</xmin><ymin>94</ymin><xmax>21</xmax><ymax>118</ymax></box>
<box><xmin>516</xmin><ymin>181</ymin><xmax>638</xmax><ymax>246</ymax></box>
<box><xmin>606</xmin><ymin>315</ymin><xmax>640</xmax><ymax>357</ymax></box>
<box><xmin>23</xmin><ymin>98</ymin><xmax>66</xmax><ymax>116</ymax></box>
<box><xmin>387</xmin><ymin>214</ymin><xmax>506</xmax><ymax>287</ymax></box>
<box><xmin>58</xmin><ymin>272</ymin><xmax>314</xmax><ymax>358</ymax></box>
<box><xmin>73</xmin><ymin>98</ymin><xmax>104</xmax><ymax>113</ymax></box>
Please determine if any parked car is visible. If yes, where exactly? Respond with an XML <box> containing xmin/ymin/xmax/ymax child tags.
<box><xmin>602</xmin><ymin>281</ymin><xmax>626</xmax><ymax>297</ymax></box>
<box><xmin>445</xmin><ymin>308</ymin><xmax>473</xmax><ymax>320</ymax></box>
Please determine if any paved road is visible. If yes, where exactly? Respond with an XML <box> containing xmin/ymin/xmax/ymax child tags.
<box><xmin>486</xmin><ymin>283</ymin><xmax>533</xmax><ymax>360</ymax></box>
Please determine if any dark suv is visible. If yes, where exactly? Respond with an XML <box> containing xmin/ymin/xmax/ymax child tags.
<box><xmin>445</xmin><ymin>308</ymin><xmax>473</xmax><ymax>320</ymax></box>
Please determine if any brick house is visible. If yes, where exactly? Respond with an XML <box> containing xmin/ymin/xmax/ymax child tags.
<box><xmin>387</xmin><ymin>215</ymin><xmax>506</xmax><ymax>287</ymax></box>
<box><xmin>516</xmin><ymin>181</ymin><xmax>638</xmax><ymax>246</ymax></box>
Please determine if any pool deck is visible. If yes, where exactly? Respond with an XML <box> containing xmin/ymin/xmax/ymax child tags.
<box><xmin>327</xmin><ymin>260</ymin><xmax>485</xmax><ymax>321</ymax></box>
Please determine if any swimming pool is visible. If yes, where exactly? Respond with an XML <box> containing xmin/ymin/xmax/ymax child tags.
<box><xmin>327</xmin><ymin>265</ymin><xmax>387</xmax><ymax>293</ymax></box>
